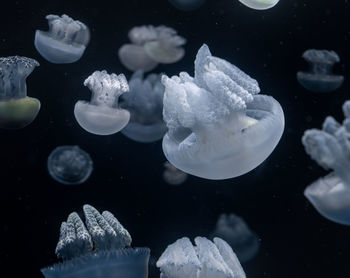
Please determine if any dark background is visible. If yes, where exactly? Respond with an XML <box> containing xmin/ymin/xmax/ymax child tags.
<box><xmin>0</xmin><ymin>0</ymin><xmax>349</xmax><ymax>277</ymax></box>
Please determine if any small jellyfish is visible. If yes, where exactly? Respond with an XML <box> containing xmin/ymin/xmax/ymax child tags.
<box><xmin>47</xmin><ymin>145</ymin><xmax>93</xmax><ymax>185</ymax></box>
<box><xmin>120</xmin><ymin>71</ymin><xmax>167</xmax><ymax>143</ymax></box>
<box><xmin>157</xmin><ymin>236</ymin><xmax>246</xmax><ymax>278</ymax></box>
<box><xmin>302</xmin><ymin>100</ymin><xmax>350</xmax><ymax>225</ymax></box>
<box><xmin>163</xmin><ymin>161</ymin><xmax>188</xmax><ymax>185</ymax></box>
<box><xmin>297</xmin><ymin>49</ymin><xmax>344</xmax><ymax>93</ymax></box>
<box><xmin>238</xmin><ymin>0</ymin><xmax>279</xmax><ymax>10</ymax></box>
<box><xmin>74</xmin><ymin>70</ymin><xmax>130</xmax><ymax>136</ymax></box>
<box><xmin>35</xmin><ymin>14</ymin><xmax>90</xmax><ymax>64</ymax></box>
<box><xmin>0</xmin><ymin>56</ymin><xmax>40</xmax><ymax>129</ymax></box>
<box><xmin>41</xmin><ymin>204</ymin><xmax>150</xmax><ymax>278</ymax></box>
<box><xmin>210</xmin><ymin>214</ymin><xmax>259</xmax><ymax>263</ymax></box>
<box><xmin>168</xmin><ymin>0</ymin><xmax>206</xmax><ymax>11</ymax></box>
<box><xmin>161</xmin><ymin>44</ymin><xmax>284</xmax><ymax>180</ymax></box>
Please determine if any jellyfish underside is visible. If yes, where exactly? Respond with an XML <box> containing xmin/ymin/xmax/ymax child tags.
<box><xmin>144</xmin><ymin>41</ymin><xmax>185</xmax><ymax>64</ymax></box>
<box><xmin>168</xmin><ymin>0</ymin><xmax>206</xmax><ymax>11</ymax></box>
<box><xmin>163</xmin><ymin>161</ymin><xmax>188</xmax><ymax>185</ymax></box>
<box><xmin>122</xmin><ymin>121</ymin><xmax>167</xmax><ymax>142</ymax></box>
<box><xmin>238</xmin><ymin>0</ymin><xmax>279</xmax><ymax>10</ymax></box>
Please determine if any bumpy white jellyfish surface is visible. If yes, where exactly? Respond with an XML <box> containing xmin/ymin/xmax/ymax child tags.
<box><xmin>211</xmin><ymin>214</ymin><xmax>259</xmax><ymax>263</ymax></box>
<box><xmin>0</xmin><ymin>56</ymin><xmax>40</xmax><ymax>129</ymax></box>
<box><xmin>157</xmin><ymin>236</ymin><xmax>246</xmax><ymax>278</ymax></box>
<box><xmin>238</xmin><ymin>0</ymin><xmax>279</xmax><ymax>10</ymax></box>
<box><xmin>35</xmin><ymin>14</ymin><xmax>90</xmax><ymax>64</ymax></box>
<box><xmin>297</xmin><ymin>49</ymin><xmax>344</xmax><ymax>93</ymax></box>
<box><xmin>163</xmin><ymin>161</ymin><xmax>188</xmax><ymax>185</ymax></box>
<box><xmin>169</xmin><ymin>0</ymin><xmax>206</xmax><ymax>11</ymax></box>
<box><xmin>161</xmin><ymin>44</ymin><xmax>284</xmax><ymax>180</ymax></box>
<box><xmin>74</xmin><ymin>70</ymin><xmax>130</xmax><ymax>136</ymax></box>
<box><xmin>41</xmin><ymin>204</ymin><xmax>150</xmax><ymax>278</ymax></box>
<box><xmin>302</xmin><ymin>100</ymin><xmax>350</xmax><ymax>225</ymax></box>
<box><xmin>120</xmin><ymin>71</ymin><xmax>167</xmax><ymax>143</ymax></box>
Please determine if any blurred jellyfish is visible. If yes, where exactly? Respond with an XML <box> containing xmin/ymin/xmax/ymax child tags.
<box><xmin>211</xmin><ymin>214</ymin><xmax>259</xmax><ymax>263</ymax></box>
<box><xmin>302</xmin><ymin>100</ymin><xmax>350</xmax><ymax>225</ymax></box>
<box><xmin>238</xmin><ymin>0</ymin><xmax>279</xmax><ymax>10</ymax></box>
<box><xmin>157</xmin><ymin>236</ymin><xmax>246</xmax><ymax>278</ymax></box>
<box><xmin>169</xmin><ymin>0</ymin><xmax>206</xmax><ymax>11</ymax></box>
<box><xmin>74</xmin><ymin>70</ymin><xmax>130</xmax><ymax>136</ymax></box>
<box><xmin>118</xmin><ymin>25</ymin><xmax>186</xmax><ymax>72</ymax></box>
<box><xmin>161</xmin><ymin>44</ymin><xmax>284</xmax><ymax>180</ymax></box>
<box><xmin>120</xmin><ymin>71</ymin><xmax>167</xmax><ymax>143</ymax></box>
<box><xmin>35</xmin><ymin>14</ymin><xmax>90</xmax><ymax>64</ymax></box>
<box><xmin>0</xmin><ymin>56</ymin><xmax>40</xmax><ymax>129</ymax></box>
<box><xmin>297</xmin><ymin>49</ymin><xmax>344</xmax><ymax>93</ymax></box>
<box><xmin>41</xmin><ymin>204</ymin><xmax>150</xmax><ymax>278</ymax></box>
<box><xmin>47</xmin><ymin>145</ymin><xmax>93</xmax><ymax>185</ymax></box>
<box><xmin>163</xmin><ymin>161</ymin><xmax>188</xmax><ymax>185</ymax></box>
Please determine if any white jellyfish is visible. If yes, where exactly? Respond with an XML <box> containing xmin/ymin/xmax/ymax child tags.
<box><xmin>35</xmin><ymin>14</ymin><xmax>90</xmax><ymax>64</ymax></box>
<box><xmin>120</xmin><ymin>71</ymin><xmax>167</xmax><ymax>143</ymax></box>
<box><xmin>169</xmin><ymin>0</ymin><xmax>206</xmax><ymax>11</ymax></box>
<box><xmin>161</xmin><ymin>44</ymin><xmax>284</xmax><ymax>180</ymax></box>
<box><xmin>74</xmin><ymin>70</ymin><xmax>130</xmax><ymax>136</ymax></box>
<box><xmin>156</xmin><ymin>236</ymin><xmax>246</xmax><ymax>278</ymax></box>
<box><xmin>238</xmin><ymin>0</ymin><xmax>279</xmax><ymax>10</ymax></box>
<box><xmin>302</xmin><ymin>100</ymin><xmax>350</xmax><ymax>225</ymax></box>
<box><xmin>163</xmin><ymin>161</ymin><xmax>188</xmax><ymax>185</ymax></box>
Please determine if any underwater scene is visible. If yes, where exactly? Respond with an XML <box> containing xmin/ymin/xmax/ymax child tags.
<box><xmin>1</xmin><ymin>0</ymin><xmax>350</xmax><ymax>277</ymax></box>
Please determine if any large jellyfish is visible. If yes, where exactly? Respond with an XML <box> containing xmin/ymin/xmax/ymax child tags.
<box><xmin>120</xmin><ymin>71</ymin><xmax>167</xmax><ymax>143</ymax></box>
<box><xmin>163</xmin><ymin>161</ymin><xmax>188</xmax><ymax>185</ymax></box>
<box><xmin>169</xmin><ymin>0</ymin><xmax>206</xmax><ymax>11</ymax></box>
<box><xmin>47</xmin><ymin>145</ymin><xmax>93</xmax><ymax>185</ymax></box>
<box><xmin>297</xmin><ymin>49</ymin><xmax>344</xmax><ymax>93</ymax></box>
<box><xmin>35</xmin><ymin>14</ymin><xmax>90</xmax><ymax>64</ymax></box>
<box><xmin>41</xmin><ymin>204</ymin><xmax>150</xmax><ymax>278</ymax></box>
<box><xmin>0</xmin><ymin>56</ymin><xmax>40</xmax><ymax>129</ymax></box>
<box><xmin>161</xmin><ymin>44</ymin><xmax>284</xmax><ymax>180</ymax></box>
<box><xmin>238</xmin><ymin>0</ymin><xmax>279</xmax><ymax>10</ymax></box>
<box><xmin>118</xmin><ymin>25</ymin><xmax>186</xmax><ymax>72</ymax></box>
<box><xmin>157</xmin><ymin>236</ymin><xmax>246</xmax><ymax>278</ymax></box>
<box><xmin>211</xmin><ymin>214</ymin><xmax>259</xmax><ymax>263</ymax></box>
<box><xmin>74</xmin><ymin>70</ymin><xmax>130</xmax><ymax>135</ymax></box>
<box><xmin>302</xmin><ymin>100</ymin><xmax>350</xmax><ymax>225</ymax></box>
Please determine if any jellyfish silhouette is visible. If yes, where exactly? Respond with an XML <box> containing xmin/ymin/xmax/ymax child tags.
<box><xmin>157</xmin><ymin>236</ymin><xmax>246</xmax><ymax>278</ymax></box>
<box><xmin>211</xmin><ymin>214</ymin><xmax>259</xmax><ymax>263</ymax></box>
<box><xmin>302</xmin><ymin>100</ymin><xmax>350</xmax><ymax>225</ymax></box>
<box><xmin>0</xmin><ymin>56</ymin><xmax>40</xmax><ymax>129</ymax></box>
<box><xmin>35</xmin><ymin>14</ymin><xmax>90</xmax><ymax>64</ymax></box>
<box><xmin>121</xmin><ymin>71</ymin><xmax>167</xmax><ymax>143</ymax></box>
<box><xmin>163</xmin><ymin>161</ymin><xmax>188</xmax><ymax>185</ymax></box>
<box><xmin>161</xmin><ymin>44</ymin><xmax>284</xmax><ymax>180</ymax></box>
<box><xmin>47</xmin><ymin>146</ymin><xmax>93</xmax><ymax>185</ymax></box>
<box><xmin>74</xmin><ymin>70</ymin><xmax>130</xmax><ymax>135</ymax></box>
<box><xmin>168</xmin><ymin>0</ymin><xmax>206</xmax><ymax>11</ymax></box>
<box><xmin>238</xmin><ymin>0</ymin><xmax>279</xmax><ymax>10</ymax></box>
<box><xmin>297</xmin><ymin>49</ymin><xmax>344</xmax><ymax>93</ymax></box>
<box><xmin>41</xmin><ymin>204</ymin><xmax>150</xmax><ymax>278</ymax></box>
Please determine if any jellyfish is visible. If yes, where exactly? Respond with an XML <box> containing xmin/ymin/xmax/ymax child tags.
<box><xmin>238</xmin><ymin>0</ymin><xmax>279</xmax><ymax>10</ymax></box>
<box><xmin>47</xmin><ymin>145</ymin><xmax>93</xmax><ymax>185</ymax></box>
<box><xmin>163</xmin><ymin>161</ymin><xmax>188</xmax><ymax>185</ymax></box>
<box><xmin>35</xmin><ymin>14</ymin><xmax>90</xmax><ymax>64</ymax></box>
<box><xmin>161</xmin><ymin>44</ymin><xmax>284</xmax><ymax>180</ymax></box>
<box><xmin>120</xmin><ymin>71</ymin><xmax>167</xmax><ymax>143</ymax></box>
<box><xmin>157</xmin><ymin>236</ymin><xmax>246</xmax><ymax>278</ymax></box>
<box><xmin>302</xmin><ymin>100</ymin><xmax>350</xmax><ymax>225</ymax></box>
<box><xmin>74</xmin><ymin>70</ymin><xmax>130</xmax><ymax>136</ymax></box>
<box><xmin>168</xmin><ymin>0</ymin><xmax>206</xmax><ymax>11</ymax></box>
<box><xmin>210</xmin><ymin>214</ymin><xmax>259</xmax><ymax>263</ymax></box>
<box><xmin>297</xmin><ymin>49</ymin><xmax>344</xmax><ymax>93</ymax></box>
<box><xmin>41</xmin><ymin>204</ymin><xmax>150</xmax><ymax>278</ymax></box>
<box><xmin>0</xmin><ymin>56</ymin><xmax>40</xmax><ymax>129</ymax></box>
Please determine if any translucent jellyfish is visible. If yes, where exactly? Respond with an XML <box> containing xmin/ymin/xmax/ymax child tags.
<box><xmin>157</xmin><ymin>236</ymin><xmax>246</xmax><ymax>278</ymax></box>
<box><xmin>74</xmin><ymin>70</ymin><xmax>130</xmax><ymax>136</ymax></box>
<box><xmin>238</xmin><ymin>0</ymin><xmax>279</xmax><ymax>10</ymax></box>
<box><xmin>168</xmin><ymin>0</ymin><xmax>206</xmax><ymax>11</ymax></box>
<box><xmin>302</xmin><ymin>100</ymin><xmax>350</xmax><ymax>225</ymax></box>
<box><xmin>41</xmin><ymin>204</ymin><xmax>150</xmax><ymax>278</ymax></box>
<box><xmin>161</xmin><ymin>44</ymin><xmax>284</xmax><ymax>180</ymax></box>
<box><xmin>47</xmin><ymin>145</ymin><xmax>93</xmax><ymax>185</ymax></box>
<box><xmin>163</xmin><ymin>161</ymin><xmax>188</xmax><ymax>185</ymax></box>
<box><xmin>297</xmin><ymin>49</ymin><xmax>344</xmax><ymax>93</ymax></box>
<box><xmin>35</xmin><ymin>14</ymin><xmax>90</xmax><ymax>64</ymax></box>
<box><xmin>0</xmin><ymin>56</ymin><xmax>40</xmax><ymax>129</ymax></box>
<box><xmin>120</xmin><ymin>71</ymin><xmax>167</xmax><ymax>143</ymax></box>
<box><xmin>211</xmin><ymin>214</ymin><xmax>259</xmax><ymax>263</ymax></box>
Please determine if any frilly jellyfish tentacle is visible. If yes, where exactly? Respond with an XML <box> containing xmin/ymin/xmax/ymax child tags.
<box><xmin>238</xmin><ymin>0</ymin><xmax>280</xmax><ymax>10</ymax></box>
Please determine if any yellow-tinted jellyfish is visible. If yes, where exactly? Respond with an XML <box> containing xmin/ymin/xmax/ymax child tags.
<box><xmin>238</xmin><ymin>0</ymin><xmax>279</xmax><ymax>10</ymax></box>
<box><xmin>0</xmin><ymin>56</ymin><xmax>40</xmax><ymax>129</ymax></box>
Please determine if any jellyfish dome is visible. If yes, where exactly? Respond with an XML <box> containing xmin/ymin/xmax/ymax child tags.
<box><xmin>302</xmin><ymin>100</ymin><xmax>350</xmax><ymax>225</ymax></box>
<box><xmin>157</xmin><ymin>236</ymin><xmax>246</xmax><ymax>278</ymax></box>
<box><xmin>168</xmin><ymin>0</ymin><xmax>206</xmax><ymax>11</ymax></box>
<box><xmin>163</xmin><ymin>161</ymin><xmax>188</xmax><ymax>185</ymax></box>
<box><xmin>41</xmin><ymin>204</ymin><xmax>150</xmax><ymax>278</ymax></box>
<box><xmin>297</xmin><ymin>49</ymin><xmax>344</xmax><ymax>93</ymax></box>
<box><xmin>161</xmin><ymin>44</ymin><xmax>284</xmax><ymax>180</ymax></box>
<box><xmin>0</xmin><ymin>56</ymin><xmax>40</xmax><ymax>129</ymax></box>
<box><xmin>238</xmin><ymin>0</ymin><xmax>279</xmax><ymax>10</ymax></box>
<box><xmin>121</xmin><ymin>71</ymin><xmax>167</xmax><ymax>143</ymax></box>
<box><xmin>35</xmin><ymin>14</ymin><xmax>90</xmax><ymax>64</ymax></box>
<box><xmin>74</xmin><ymin>70</ymin><xmax>130</xmax><ymax>135</ymax></box>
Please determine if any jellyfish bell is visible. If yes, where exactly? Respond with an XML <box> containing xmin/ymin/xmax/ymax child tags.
<box><xmin>168</xmin><ymin>0</ymin><xmax>206</xmax><ymax>11</ymax></box>
<box><xmin>118</xmin><ymin>44</ymin><xmax>158</xmax><ymax>72</ymax></box>
<box><xmin>238</xmin><ymin>0</ymin><xmax>279</xmax><ymax>10</ymax></box>
<box><xmin>163</xmin><ymin>161</ymin><xmax>188</xmax><ymax>185</ymax></box>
